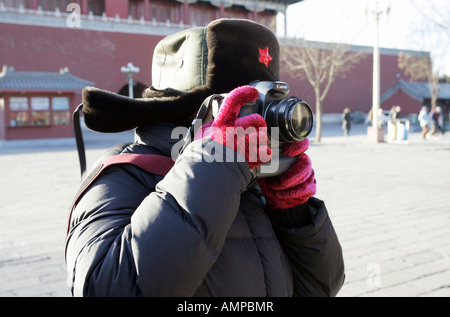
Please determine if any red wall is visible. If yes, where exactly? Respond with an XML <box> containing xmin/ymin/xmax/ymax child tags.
<box><xmin>0</xmin><ymin>23</ymin><xmax>160</xmax><ymax>102</ymax></box>
<box><xmin>105</xmin><ymin>0</ymin><xmax>129</xmax><ymax>18</ymax></box>
<box><xmin>0</xmin><ymin>21</ymin><xmax>412</xmax><ymax>119</ymax></box>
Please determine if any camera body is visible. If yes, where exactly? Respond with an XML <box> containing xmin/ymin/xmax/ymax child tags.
<box><xmin>211</xmin><ymin>81</ymin><xmax>314</xmax><ymax>177</ymax></box>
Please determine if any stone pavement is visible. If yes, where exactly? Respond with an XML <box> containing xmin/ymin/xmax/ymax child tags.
<box><xmin>308</xmin><ymin>125</ymin><xmax>450</xmax><ymax>297</ymax></box>
<box><xmin>0</xmin><ymin>123</ymin><xmax>449</xmax><ymax>297</ymax></box>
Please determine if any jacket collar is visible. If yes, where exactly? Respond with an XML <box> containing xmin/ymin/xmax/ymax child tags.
<box><xmin>134</xmin><ymin>122</ymin><xmax>184</xmax><ymax>158</ymax></box>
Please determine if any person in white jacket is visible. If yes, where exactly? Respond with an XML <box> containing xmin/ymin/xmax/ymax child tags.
<box><xmin>418</xmin><ymin>106</ymin><xmax>430</xmax><ymax>139</ymax></box>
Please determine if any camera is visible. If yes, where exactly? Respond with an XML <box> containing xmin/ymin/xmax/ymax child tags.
<box><xmin>211</xmin><ymin>81</ymin><xmax>313</xmax><ymax>177</ymax></box>
<box><xmin>181</xmin><ymin>81</ymin><xmax>314</xmax><ymax>177</ymax></box>
<box><xmin>211</xmin><ymin>81</ymin><xmax>313</xmax><ymax>144</ymax></box>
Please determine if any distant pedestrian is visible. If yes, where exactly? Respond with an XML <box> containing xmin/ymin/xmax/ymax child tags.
<box><xmin>342</xmin><ymin>107</ymin><xmax>352</xmax><ymax>137</ymax></box>
<box><xmin>389</xmin><ymin>105</ymin><xmax>401</xmax><ymax>124</ymax></box>
<box><xmin>431</xmin><ymin>106</ymin><xmax>444</xmax><ymax>136</ymax></box>
<box><xmin>367</xmin><ymin>108</ymin><xmax>384</xmax><ymax>127</ymax></box>
<box><xmin>418</xmin><ymin>106</ymin><xmax>430</xmax><ymax>139</ymax></box>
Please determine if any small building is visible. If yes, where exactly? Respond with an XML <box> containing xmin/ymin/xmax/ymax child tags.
<box><xmin>381</xmin><ymin>80</ymin><xmax>450</xmax><ymax>119</ymax></box>
<box><xmin>0</xmin><ymin>65</ymin><xmax>93</xmax><ymax>141</ymax></box>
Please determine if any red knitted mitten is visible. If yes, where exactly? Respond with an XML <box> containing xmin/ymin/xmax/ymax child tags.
<box><xmin>258</xmin><ymin>138</ymin><xmax>316</xmax><ymax>209</ymax></box>
<box><xmin>196</xmin><ymin>86</ymin><xmax>272</xmax><ymax>169</ymax></box>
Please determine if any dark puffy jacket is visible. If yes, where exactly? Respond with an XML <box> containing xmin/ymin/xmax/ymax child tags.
<box><xmin>65</xmin><ymin>123</ymin><xmax>344</xmax><ymax>296</ymax></box>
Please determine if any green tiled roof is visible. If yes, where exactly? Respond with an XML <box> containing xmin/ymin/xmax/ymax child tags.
<box><xmin>381</xmin><ymin>80</ymin><xmax>450</xmax><ymax>102</ymax></box>
<box><xmin>0</xmin><ymin>65</ymin><xmax>93</xmax><ymax>91</ymax></box>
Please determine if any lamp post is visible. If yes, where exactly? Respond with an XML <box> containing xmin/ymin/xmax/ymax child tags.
<box><xmin>366</xmin><ymin>1</ymin><xmax>390</xmax><ymax>143</ymax></box>
<box><xmin>120</xmin><ymin>62</ymin><xmax>140</xmax><ymax>98</ymax></box>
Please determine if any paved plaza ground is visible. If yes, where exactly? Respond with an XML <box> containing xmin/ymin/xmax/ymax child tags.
<box><xmin>0</xmin><ymin>122</ymin><xmax>449</xmax><ymax>297</ymax></box>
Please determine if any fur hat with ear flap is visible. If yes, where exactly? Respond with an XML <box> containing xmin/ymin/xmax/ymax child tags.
<box><xmin>81</xmin><ymin>18</ymin><xmax>280</xmax><ymax>133</ymax></box>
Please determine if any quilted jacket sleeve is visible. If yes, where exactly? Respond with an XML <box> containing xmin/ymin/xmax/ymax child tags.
<box><xmin>65</xmin><ymin>139</ymin><xmax>252</xmax><ymax>296</ymax></box>
<box><xmin>266</xmin><ymin>197</ymin><xmax>345</xmax><ymax>297</ymax></box>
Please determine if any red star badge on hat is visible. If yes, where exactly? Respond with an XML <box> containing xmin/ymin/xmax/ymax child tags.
<box><xmin>258</xmin><ymin>46</ymin><xmax>273</xmax><ymax>68</ymax></box>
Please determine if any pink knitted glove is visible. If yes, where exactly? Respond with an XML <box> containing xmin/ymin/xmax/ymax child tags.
<box><xmin>195</xmin><ymin>86</ymin><xmax>272</xmax><ymax>169</ymax></box>
<box><xmin>258</xmin><ymin>139</ymin><xmax>316</xmax><ymax>209</ymax></box>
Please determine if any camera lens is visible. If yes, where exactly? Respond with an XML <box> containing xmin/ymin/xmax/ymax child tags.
<box><xmin>288</xmin><ymin>100</ymin><xmax>314</xmax><ymax>139</ymax></box>
<box><xmin>265</xmin><ymin>98</ymin><xmax>313</xmax><ymax>143</ymax></box>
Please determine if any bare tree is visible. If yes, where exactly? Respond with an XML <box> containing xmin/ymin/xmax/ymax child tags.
<box><xmin>403</xmin><ymin>0</ymin><xmax>450</xmax><ymax>109</ymax></box>
<box><xmin>398</xmin><ymin>52</ymin><xmax>439</xmax><ymax>109</ymax></box>
<box><xmin>281</xmin><ymin>39</ymin><xmax>366</xmax><ymax>142</ymax></box>
<box><xmin>411</xmin><ymin>0</ymin><xmax>450</xmax><ymax>33</ymax></box>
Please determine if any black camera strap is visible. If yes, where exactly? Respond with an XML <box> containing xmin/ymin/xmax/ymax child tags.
<box><xmin>179</xmin><ymin>94</ymin><xmax>219</xmax><ymax>155</ymax></box>
<box><xmin>73</xmin><ymin>104</ymin><xmax>87</xmax><ymax>178</ymax></box>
